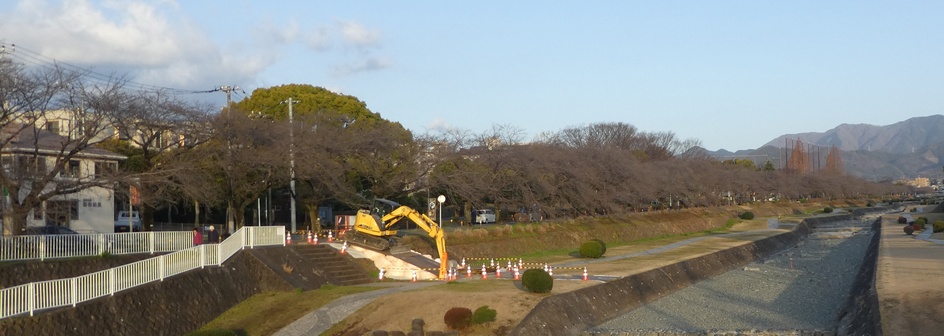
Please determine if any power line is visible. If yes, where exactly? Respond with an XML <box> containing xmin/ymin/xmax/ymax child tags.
<box><xmin>1</xmin><ymin>43</ymin><xmax>222</xmax><ymax>96</ymax></box>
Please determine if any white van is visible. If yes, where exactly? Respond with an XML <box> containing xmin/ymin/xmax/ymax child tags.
<box><xmin>474</xmin><ymin>209</ymin><xmax>496</xmax><ymax>224</ymax></box>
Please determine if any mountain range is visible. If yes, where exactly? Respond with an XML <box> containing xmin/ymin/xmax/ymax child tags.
<box><xmin>702</xmin><ymin>115</ymin><xmax>944</xmax><ymax>182</ymax></box>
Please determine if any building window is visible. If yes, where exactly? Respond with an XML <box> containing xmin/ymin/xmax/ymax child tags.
<box><xmin>16</xmin><ymin>155</ymin><xmax>46</xmax><ymax>175</ymax></box>
<box><xmin>46</xmin><ymin>120</ymin><xmax>60</xmax><ymax>135</ymax></box>
<box><xmin>62</xmin><ymin>160</ymin><xmax>80</xmax><ymax>178</ymax></box>
<box><xmin>94</xmin><ymin>161</ymin><xmax>117</xmax><ymax>178</ymax></box>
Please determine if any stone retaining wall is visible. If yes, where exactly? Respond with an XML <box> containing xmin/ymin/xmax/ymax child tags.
<box><xmin>0</xmin><ymin>247</ymin><xmax>293</xmax><ymax>336</ymax></box>
<box><xmin>511</xmin><ymin>214</ymin><xmax>865</xmax><ymax>336</ymax></box>
<box><xmin>836</xmin><ymin>217</ymin><xmax>883</xmax><ymax>336</ymax></box>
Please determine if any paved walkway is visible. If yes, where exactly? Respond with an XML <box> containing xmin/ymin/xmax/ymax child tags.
<box><xmin>876</xmin><ymin>213</ymin><xmax>944</xmax><ymax>335</ymax></box>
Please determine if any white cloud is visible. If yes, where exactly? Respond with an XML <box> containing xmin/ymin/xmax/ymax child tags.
<box><xmin>0</xmin><ymin>0</ymin><xmax>271</xmax><ymax>95</ymax></box>
<box><xmin>338</xmin><ymin>20</ymin><xmax>381</xmax><ymax>48</ymax></box>
<box><xmin>427</xmin><ymin>118</ymin><xmax>456</xmax><ymax>132</ymax></box>
<box><xmin>331</xmin><ymin>57</ymin><xmax>391</xmax><ymax>76</ymax></box>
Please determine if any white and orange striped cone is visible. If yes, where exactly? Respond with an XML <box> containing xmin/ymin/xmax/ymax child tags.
<box><xmin>313</xmin><ymin>233</ymin><xmax>319</xmax><ymax>245</ymax></box>
<box><xmin>461</xmin><ymin>258</ymin><xmax>466</xmax><ymax>268</ymax></box>
<box><xmin>481</xmin><ymin>264</ymin><xmax>488</xmax><ymax>280</ymax></box>
<box><xmin>286</xmin><ymin>231</ymin><xmax>292</xmax><ymax>245</ymax></box>
<box><xmin>548</xmin><ymin>266</ymin><xmax>553</xmax><ymax>277</ymax></box>
<box><xmin>496</xmin><ymin>266</ymin><xmax>502</xmax><ymax>278</ymax></box>
<box><xmin>379</xmin><ymin>268</ymin><xmax>385</xmax><ymax>281</ymax></box>
<box><xmin>411</xmin><ymin>270</ymin><xmax>417</xmax><ymax>282</ymax></box>
<box><xmin>582</xmin><ymin>267</ymin><xmax>588</xmax><ymax>281</ymax></box>
<box><xmin>513</xmin><ymin>267</ymin><xmax>520</xmax><ymax>280</ymax></box>
<box><xmin>507</xmin><ymin>260</ymin><xmax>512</xmax><ymax>272</ymax></box>
<box><xmin>490</xmin><ymin>258</ymin><xmax>495</xmax><ymax>268</ymax></box>
<box><xmin>328</xmin><ymin>231</ymin><xmax>334</xmax><ymax>242</ymax></box>
<box><xmin>543</xmin><ymin>263</ymin><xmax>549</xmax><ymax>272</ymax></box>
<box><xmin>341</xmin><ymin>241</ymin><xmax>349</xmax><ymax>254</ymax></box>
<box><xmin>307</xmin><ymin>231</ymin><xmax>313</xmax><ymax>244</ymax></box>
<box><xmin>518</xmin><ymin>258</ymin><xmax>523</xmax><ymax>269</ymax></box>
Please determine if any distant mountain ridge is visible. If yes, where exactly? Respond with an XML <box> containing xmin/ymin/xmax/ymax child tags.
<box><xmin>763</xmin><ymin>115</ymin><xmax>944</xmax><ymax>154</ymax></box>
<box><xmin>701</xmin><ymin>115</ymin><xmax>944</xmax><ymax>181</ymax></box>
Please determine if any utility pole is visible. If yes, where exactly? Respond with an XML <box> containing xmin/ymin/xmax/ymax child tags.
<box><xmin>285</xmin><ymin>98</ymin><xmax>298</xmax><ymax>233</ymax></box>
<box><xmin>219</xmin><ymin>85</ymin><xmax>240</xmax><ymax>233</ymax></box>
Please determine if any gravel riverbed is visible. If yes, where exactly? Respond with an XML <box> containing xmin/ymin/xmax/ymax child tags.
<box><xmin>585</xmin><ymin>217</ymin><xmax>877</xmax><ymax>336</ymax></box>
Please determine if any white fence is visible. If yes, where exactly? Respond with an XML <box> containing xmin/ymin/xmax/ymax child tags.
<box><xmin>0</xmin><ymin>231</ymin><xmax>196</xmax><ymax>262</ymax></box>
<box><xmin>0</xmin><ymin>226</ymin><xmax>286</xmax><ymax>319</ymax></box>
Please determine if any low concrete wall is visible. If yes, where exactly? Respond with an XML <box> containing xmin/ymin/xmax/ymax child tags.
<box><xmin>511</xmin><ymin>215</ymin><xmax>864</xmax><ymax>336</ymax></box>
<box><xmin>0</xmin><ymin>247</ymin><xmax>293</xmax><ymax>336</ymax></box>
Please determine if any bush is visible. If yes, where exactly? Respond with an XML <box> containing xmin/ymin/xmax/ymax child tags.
<box><xmin>867</xmin><ymin>201</ymin><xmax>875</xmax><ymax>207</ymax></box>
<box><xmin>934</xmin><ymin>221</ymin><xmax>944</xmax><ymax>233</ymax></box>
<box><xmin>579</xmin><ymin>240</ymin><xmax>605</xmax><ymax>258</ymax></box>
<box><xmin>471</xmin><ymin>305</ymin><xmax>497</xmax><ymax>325</ymax></box>
<box><xmin>918</xmin><ymin>216</ymin><xmax>929</xmax><ymax>224</ymax></box>
<box><xmin>591</xmin><ymin>238</ymin><xmax>607</xmax><ymax>255</ymax></box>
<box><xmin>824</xmin><ymin>207</ymin><xmax>833</xmax><ymax>213</ymax></box>
<box><xmin>904</xmin><ymin>225</ymin><xmax>915</xmax><ymax>235</ymax></box>
<box><xmin>910</xmin><ymin>208</ymin><xmax>918</xmax><ymax>212</ymax></box>
<box><xmin>898</xmin><ymin>216</ymin><xmax>907</xmax><ymax>224</ymax></box>
<box><xmin>739</xmin><ymin>212</ymin><xmax>755</xmax><ymax>220</ymax></box>
<box><xmin>521</xmin><ymin>268</ymin><xmax>553</xmax><ymax>293</ymax></box>
<box><xmin>443</xmin><ymin>307</ymin><xmax>473</xmax><ymax>330</ymax></box>
<box><xmin>914</xmin><ymin>218</ymin><xmax>927</xmax><ymax>230</ymax></box>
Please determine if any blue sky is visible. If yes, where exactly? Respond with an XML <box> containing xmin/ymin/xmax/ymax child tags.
<box><xmin>2</xmin><ymin>1</ymin><xmax>942</xmax><ymax>151</ymax></box>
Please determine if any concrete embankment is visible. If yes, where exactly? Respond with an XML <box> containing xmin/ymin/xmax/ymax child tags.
<box><xmin>512</xmin><ymin>211</ymin><xmax>890</xmax><ymax>336</ymax></box>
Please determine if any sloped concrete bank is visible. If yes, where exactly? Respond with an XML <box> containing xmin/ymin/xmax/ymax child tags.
<box><xmin>511</xmin><ymin>214</ymin><xmax>868</xmax><ymax>336</ymax></box>
<box><xmin>835</xmin><ymin>217</ymin><xmax>883</xmax><ymax>335</ymax></box>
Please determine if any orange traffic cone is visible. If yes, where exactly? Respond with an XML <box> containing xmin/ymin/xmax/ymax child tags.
<box><xmin>307</xmin><ymin>231</ymin><xmax>313</xmax><ymax>244</ymax></box>
<box><xmin>481</xmin><ymin>264</ymin><xmax>488</xmax><ymax>280</ymax></box>
<box><xmin>496</xmin><ymin>266</ymin><xmax>502</xmax><ymax>278</ymax></box>
<box><xmin>411</xmin><ymin>270</ymin><xmax>417</xmax><ymax>282</ymax></box>
<box><xmin>467</xmin><ymin>267</ymin><xmax>472</xmax><ymax>278</ymax></box>
<box><xmin>286</xmin><ymin>231</ymin><xmax>292</xmax><ymax>245</ymax></box>
<box><xmin>582</xmin><ymin>267</ymin><xmax>588</xmax><ymax>281</ymax></box>
<box><xmin>328</xmin><ymin>231</ymin><xmax>334</xmax><ymax>242</ymax></box>
<box><xmin>340</xmin><ymin>241</ymin><xmax>348</xmax><ymax>254</ymax></box>
<box><xmin>514</xmin><ymin>267</ymin><xmax>520</xmax><ymax>280</ymax></box>
<box><xmin>379</xmin><ymin>268</ymin><xmax>385</xmax><ymax>281</ymax></box>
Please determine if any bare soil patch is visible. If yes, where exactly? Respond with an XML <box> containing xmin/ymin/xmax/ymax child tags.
<box><xmin>326</xmin><ymin>279</ymin><xmax>599</xmax><ymax>335</ymax></box>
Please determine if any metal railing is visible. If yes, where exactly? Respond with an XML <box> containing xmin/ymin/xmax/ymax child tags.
<box><xmin>0</xmin><ymin>226</ymin><xmax>285</xmax><ymax>319</ymax></box>
<box><xmin>0</xmin><ymin>231</ymin><xmax>195</xmax><ymax>262</ymax></box>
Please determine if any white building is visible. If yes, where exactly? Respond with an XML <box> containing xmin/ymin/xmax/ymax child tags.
<box><xmin>1</xmin><ymin>125</ymin><xmax>125</xmax><ymax>234</ymax></box>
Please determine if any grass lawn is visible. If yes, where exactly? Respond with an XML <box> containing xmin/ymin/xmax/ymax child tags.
<box><xmin>188</xmin><ymin>285</ymin><xmax>379</xmax><ymax>336</ymax></box>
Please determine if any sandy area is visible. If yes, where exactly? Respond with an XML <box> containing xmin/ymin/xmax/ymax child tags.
<box><xmin>330</xmin><ymin>279</ymin><xmax>599</xmax><ymax>334</ymax></box>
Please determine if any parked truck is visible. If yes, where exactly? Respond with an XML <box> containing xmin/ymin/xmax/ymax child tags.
<box><xmin>114</xmin><ymin>211</ymin><xmax>142</xmax><ymax>232</ymax></box>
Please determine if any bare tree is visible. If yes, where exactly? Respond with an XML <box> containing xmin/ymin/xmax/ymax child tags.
<box><xmin>0</xmin><ymin>62</ymin><xmax>132</xmax><ymax>235</ymax></box>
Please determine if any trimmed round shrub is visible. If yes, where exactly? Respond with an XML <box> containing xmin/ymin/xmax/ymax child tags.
<box><xmin>898</xmin><ymin>216</ymin><xmax>907</xmax><ymax>224</ymax></box>
<box><xmin>521</xmin><ymin>268</ymin><xmax>553</xmax><ymax>293</ymax></box>
<box><xmin>933</xmin><ymin>220</ymin><xmax>944</xmax><ymax>233</ymax></box>
<box><xmin>739</xmin><ymin>212</ymin><xmax>755</xmax><ymax>220</ymax></box>
<box><xmin>579</xmin><ymin>240</ymin><xmax>605</xmax><ymax>258</ymax></box>
<box><xmin>591</xmin><ymin>238</ymin><xmax>607</xmax><ymax>255</ymax></box>
<box><xmin>914</xmin><ymin>218</ymin><xmax>927</xmax><ymax>230</ymax></box>
<box><xmin>904</xmin><ymin>225</ymin><xmax>915</xmax><ymax>235</ymax></box>
<box><xmin>471</xmin><ymin>305</ymin><xmax>497</xmax><ymax>325</ymax></box>
<box><xmin>443</xmin><ymin>307</ymin><xmax>473</xmax><ymax>330</ymax></box>
<box><xmin>823</xmin><ymin>207</ymin><xmax>833</xmax><ymax>213</ymax></box>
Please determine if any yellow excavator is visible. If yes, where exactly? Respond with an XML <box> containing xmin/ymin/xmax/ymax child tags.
<box><xmin>343</xmin><ymin>198</ymin><xmax>449</xmax><ymax>280</ymax></box>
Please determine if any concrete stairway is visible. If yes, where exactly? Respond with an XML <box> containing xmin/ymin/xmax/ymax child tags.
<box><xmin>291</xmin><ymin>245</ymin><xmax>372</xmax><ymax>286</ymax></box>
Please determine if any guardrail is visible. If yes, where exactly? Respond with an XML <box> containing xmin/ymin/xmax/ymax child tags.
<box><xmin>0</xmin><ymin>231</ymin><xmax>195</xmax><ymax>262</ymax></box>
<box><xmin>0</xmin><ymin>226</ymin><xmax>285</xmax><ymax>319</ymax></box>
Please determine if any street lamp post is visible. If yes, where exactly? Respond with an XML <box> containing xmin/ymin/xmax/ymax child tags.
<box><xmin>437</xmin><ymin>195</ymin><xmax>446</xmax><ymax>225</ymax></box>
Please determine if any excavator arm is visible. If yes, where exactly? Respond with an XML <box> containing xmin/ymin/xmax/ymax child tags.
<box><xmin>382</xmin><ymin>206</ymin><xmax>449</xmax><ymax>280</ymax></box>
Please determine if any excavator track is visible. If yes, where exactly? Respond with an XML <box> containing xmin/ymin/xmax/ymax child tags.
<box><xmin>343</xmin><ymin>230</ymin><xmax>392</xmax><ymax>251</ymax></box>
